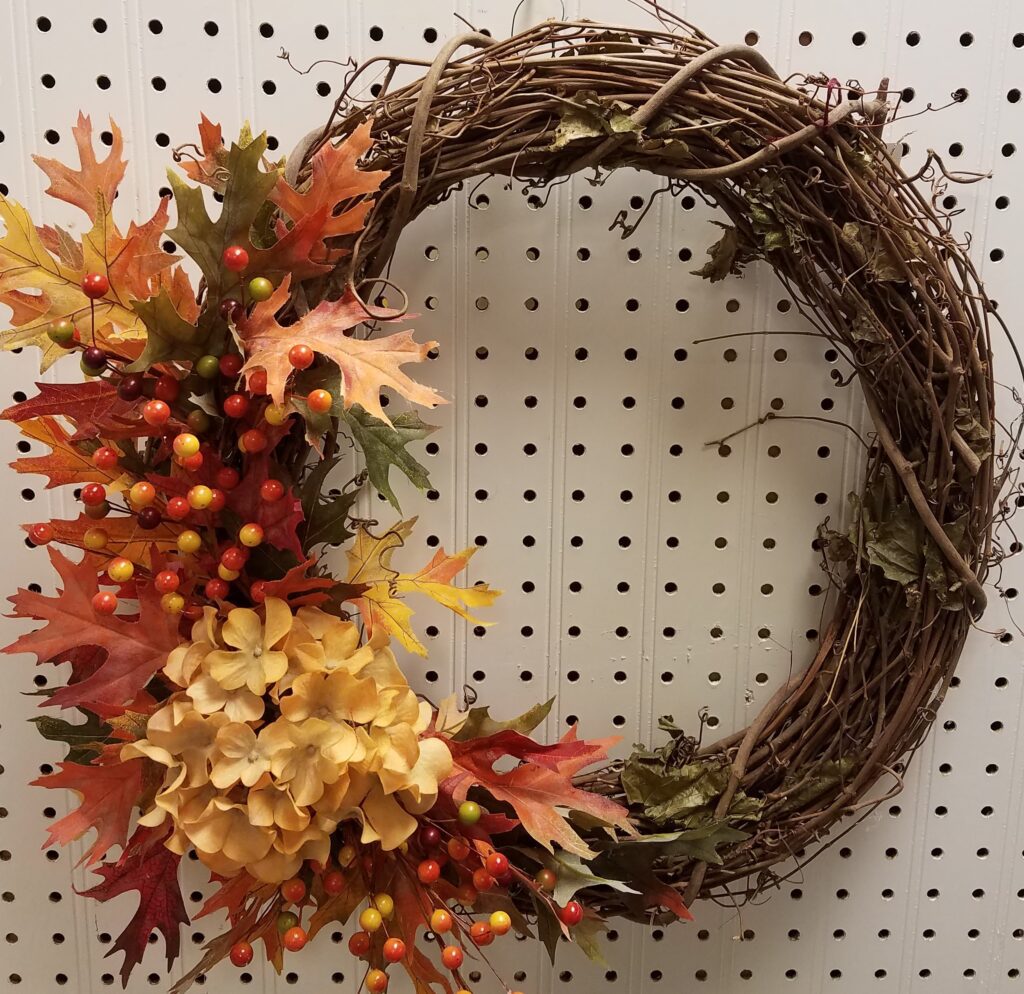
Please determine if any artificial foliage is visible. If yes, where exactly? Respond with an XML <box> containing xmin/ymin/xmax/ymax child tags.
<box><xmin>0</xmin><ymin>11</ymin><xmax>1008</xmax><ymax>994</ymax></box>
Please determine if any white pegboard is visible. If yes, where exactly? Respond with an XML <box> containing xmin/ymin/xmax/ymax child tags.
<box><xmin>0</xmin><ymin>1</ymin><xmax>1022</xmax><ymax>992</ymax></box>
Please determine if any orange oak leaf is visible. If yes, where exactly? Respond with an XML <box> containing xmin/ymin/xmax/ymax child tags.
<box><xmin>237</xmin><ymin>274</ymin><xmax>445</xmax><ymax>423</ymax></box>
<box><xmin>268</xmin><ymin>119</ymin><xmax>387</xmax><ymax>263</ymax></box>
<box><xmin>442</xmin><ymin>730</ymin><xmax>631</xmax><ymax>859</ymax></box>
<box><xmin>179</xmin><ymin>113</ymin><xmax>228</xmax><ymax>192</ymax></box>
<box><xmin>32</xmin><ymin>112</ymin><xmax>127</xmax><ymax>221</ymax></box>
<box><xmin>4</xmin><ymin>546</ymin><xmax>182</xmax><ymax>712</ymax></box>
<box><xmin>196</xmin><ymin>871</ymin><xmax>260</xmax><ymax>922</ymax></box>
<box><xmin>31</xmin><ymin>743</ymin><xmax>144</xmax><ymax>866</ymax></box>
<box><xmin>259</xmin><ymin>558</ymin><xmax>340</xmax><ymax>608</ymax></box>
<box><xmin>35</xmin><ymin>513</ymin><xmax>183</xmax><ymax>569</ymax></box>
<box><xmin>79</xmin><ymin>824</ymin><xmax>189</xmax><ymax>985</ymax></box>
<box><xmin>11</xmin><ymin>415</ymin><xmax>125</xmax><ymax>489</ymax></box>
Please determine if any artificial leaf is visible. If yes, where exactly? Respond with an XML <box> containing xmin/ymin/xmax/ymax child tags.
<box><xmin>342</xmin><ymin>405</ymin><xmax>437</xmax><ymax>511</ymax></box>
<box><xmin>237</xmin><ymin>274</ymin><xmax>445</xmax><ymax>424</ymax></box>
<box><xmin>259</xmin><ymin>558</ymin><xmax>339</xmax><ymax>608</ymax></box>
<box><xmin>268</xmin><ymin>119</ymin><xmax>388</xmax><ymax>263</ymax></box>
<box><xmin>196</xmin><ymin>872</ymin><xmax>261</xmax><ymax>922</ymax></box>
<box><xmin>178</xmin><ymin>114</ymin><xmax>229</xmax><ymax>192</ymax></box>
<box><xmin>79</xmin><ymin>824</ymin><xmax>189</xmax><ymax>986</ymax></box>
<box><xmin>5</xmin><ymin>547</ymin><xmax>181</xmax><ymax>712</ymax></box>
<box><xmin>299</xmin><ymin>457</ymin><xmax>361</xmax><ymax>549</ymax></box>
<box><xmin>442</xmin><ymin>729</ymin><xmax>631</xmax><ymax>858</ymax></box>
<box><xmin>123</xmin><ymin>286</ymin><xmax>209</xmax><ymax>372</ymax></box>
<box><xmin>307</xmin><ymin>864</ymin><xmax>367</xmax><ymax>939</ymax></box>
<box><xmin>841</xmin><ymin>221</ymin><xmax>905</xmax><ymax>281</ymax></box>
<box><xmin>36</xmin><ymin>513</ymin><xmax>182</xmax><ymax>569</ymax></box>
<box><xmin>10</xmin><ymin>415</ymin><xmax>124</xmax><ymax>489</ymax></box>
<box><xmin>453</xmin><ymin>698</ymin><xmax>554</xmax><ymax>742</ymax></box>
<box><xmin>344</xmin><ymin>519</ymin><xmax>500</xmax><ymax>656</ymax></box>
<box><xmin>30</xmin><ymin>710</ymin><xmax>113</xmax><ymax>763</ymax></box>
<box><xmin>532</xmin><ymin>892</ymin><xmax>566</xmax><ymax>964</ymax></box>
<box><xmin>863</xmin><ymin>498</ymin><xmax>923</xmax><ymax>587</ymax></box>
<box><xmin>0</xmin><ymin>380</ymin><xmax>144</xmax><ymax>442</ymax></box>
<box><xmin>691</xmin><ymin>223</ymin><xmax>754</xmax><ymax>282</ymax></box>
<box><xmin>544</xmin><ymin>851</ymin><xmax>642</xmax><ymax>907</ymax></box>
<box><xmin>620</xmin><ymin>759</ymin><xmax>731</xmax><ymax>826</ymax></box>
<box><xmin>573</xmin><ymin>917</ymin><xmax>610</xmax><ymax>966</ymax></box>
<box><xmin>32</xmin><ymin>112</ymin><xmax>126</xmax><ymax>221</ymax></box>
<box><xmin>770</xmin><ymin>757</ymin><xmax>857</xmax><ymax>816</ymax></box>
<box><xmin>226</xmin><ymin>451</ymin><xmax>304</xmax><ymax>557</ymax></box>
<box><xmin>31</xmin><ymin>743</ymin><xmax>144</xmax><ymax>866</ymax></box>
<box><xmin>552</xmin><ymin>89</ymin><xmax>640</xmax><ymax>149</ymax></box>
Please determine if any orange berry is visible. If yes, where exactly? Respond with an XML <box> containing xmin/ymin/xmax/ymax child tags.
<box><xmin>471</xmin><ymin>869</ymin><xmax>494</xmax><ymax>893</ymax></box>
<box><xmin>92</xmin><ymin>591</ymin><xmax>118</xmax><ymax>615</ymax></box>
<box><xmin>248</xmin><ymin>369</ymin><xmax>268</xmax><ymax>394</ymax></box>
<box><xmin>142</xmin><ymin>400</ymin><xmax>171</xmax><ymax>426</ymax></box>
<box><xmin>240</xmin><ymin>428</ymin><xmax>267</xmax><ymax>452</ymax></box>
<box><xmin>187</xmin><ymin>485</ymin><xmax>213</xmax><ymax>510</ymax></box>
<box><xmin>92</xmin><ymin>446</ymin><xmax>119</xmax><ymax>470</ymax></box>
<box><xmin>239</xmin><ymin>523</ymin><xmax>264</xmax><ymax>548</ymax></box>
<box><xmin>383</xmin><ymin>937</ymin><xmax>406</xmax><ymax>963</ymax></box>
<box><xmin>229</xmin><ymin>940</ymin><xmax>253</xmax><ymax>967</ymax></box>
<box><xmin>485</xmin><ymin>853</ymin><xmax>508</xmax><ymax>877</ymax></box>
<box><xmin>288</xmin><ymin>344</ymin><xmax>314</xmax><ymax>369</ymax></box>
<box><xmin>323</xmin><ymin>870</ymin><xmax>345</xmax><ymax>895</ymax></box>
<box><xmin>166</xmin><ymin>497</ymin><xmax>190</xmax><ymax>521</ymax></box>
<box><xmin>29</xmin><ymin>523</ymin><xmax>54</xmax><ymax>546</ymax></box>
<box><xmin>366</xmin><ymin>969</ymin><xmax>388</xmax><ymax>993</ymax></box>
<box><xmin>441</xmin><ymin>945</ymin><xmax>464</xmax><ymax>970</ymax></box>
<box><xmin>307</xmin><ymin>388</ymin><xmax>333</xmax><ymax>414</ymax></box>
<box><xmin>447</xmin><ymin>838</ymin><xmax>471</xmax><ymax>862</ymax></box>
<box><xmin>418</xmin><ymin>860</ymin><xmax>441</xmax><ymax>884</ymax></box>
<box><xmin>281</xmin><ymin>925</ymin><xmax>307</xmax><ymax>952</ymax></box>
<box><xmin>154</xmin><ymin>570</ymin><xmax>179</xmax><ymax>593</ymax></box>
<box><xmin>430</xmin><ymin>909</ymin><xmax>453</xmax><ymax>934</ymax></box>
<box><xmin>260</xmin><ymin>479</ymin><xmax>285</xmax><ymax>502</ymax></box>
<box><xmin>470</xmin><ymin>921</ymin><xmax>493</xmax><ymax>946</ymax></box>
<box><xmin>489</xmin><ymin>911</ymin><xmax>511</xmax><ymax>936</ymax></box>
<box><xmin>281</xmin><ymin>878</ymin><xmax>306</xmax><ymax>904</ymax></box>
<box><xmin>129</xmin><ymin>481</ymin><xmax>156</xmax><ymax>507</ymax></box>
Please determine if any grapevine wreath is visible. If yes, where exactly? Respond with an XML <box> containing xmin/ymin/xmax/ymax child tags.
<box><xmin>0</xmin><ymin>10</ymin><xmax>1013</xmax><ymax>994</ymax></box>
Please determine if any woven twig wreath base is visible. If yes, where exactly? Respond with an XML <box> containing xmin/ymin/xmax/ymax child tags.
<box><xmin>290</xmin><ymin>13</ymin><xmax>1008</xmax><ymax>915</ymax></box>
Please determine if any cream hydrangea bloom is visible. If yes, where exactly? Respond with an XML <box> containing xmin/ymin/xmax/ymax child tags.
<box><xmin>124</xmin><ymin>597</ymin><xmax>453</xmax><ymax>882</ymax></box>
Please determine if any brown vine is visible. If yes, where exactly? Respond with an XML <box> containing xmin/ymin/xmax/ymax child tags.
<box><xmin>287</xmin><ymin>9</ymin><xmax>1018</xmax><ymax>915</ymax></box>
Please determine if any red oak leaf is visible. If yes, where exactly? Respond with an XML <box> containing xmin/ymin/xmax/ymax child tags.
<box><xmin>4</xmin><ymin>546</ymin><xmax>181</xmax><ymax>712</ymax></box>
<box><xmin>79</xmin><ymin>824</ymin><xmax>189</xmax><ymax>985</ymax></box>
<box><xmin>0</xmin><ymin>380</ymin><xmax>145</xmax><ymax>442</ymax></box>
<box><xmin>237</xmin><ymin>274</ymin><xmax>445</xmax><ymax>422</ymax></box>
<box><xmin>441</xmin><ymin>730</ymin><xmax>631</xmax><ymax>859</ymax></box>
<box><xmin>31</xmin><ymin>743</ymin><xmax>144</xmax><ymax>866</ymax></box>
<box><xmin>32</xmin><ymin>112</ymin><xmax>126</xmax><ymax>221</ymax></box>
<box><xmin>226</xmin><ymin>452</ymin><xmax>304</xmax><ymax>557</ymax></box>
<box><xmin>260</xmin><ymin>557</ymin><xmax>339</xmax><ymax>607</ymax></box>
<box><xmin>196</xmin><ymin>871</ymin><xmax>260</xmax><ymax>923</ymax></box>
<box><xmin>268</xmin><ymin>119</ymin><xmax>387</xmax><ymax>263</ymax></box>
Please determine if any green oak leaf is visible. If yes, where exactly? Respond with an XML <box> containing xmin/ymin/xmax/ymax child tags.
<box><xmin>544</xmin><ymin>851</ymin><xmax>642</xmax><ymax>907</ymax></box>
<box><xmin>124</xmin><ymin>288</ymin><xmax>210</xmax><ymax>372</ymax></box>
<box><xmin>300</xmin><ymin>457</ymin><xmax>360</xmax><ymax>548</ymax></box>
<box><xmin>620</xmin><ymin>759</ymin><xmax>731</xmax><ymax>825</ymax></box>
<box><xmin>30</xmin><ymin>710</ymin><xmax>112</xmax><ymax>764</ymax></box>
<box><xmin>452</xmin><ymin>697</ymin><xmax>554</xmax><ymax>742</ymax></box>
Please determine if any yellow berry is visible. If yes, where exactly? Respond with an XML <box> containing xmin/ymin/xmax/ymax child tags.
<box><xmin>177</xmin><ymin>530</ymin><xmax>202</xmax><ymax>554</ymax></box>
<box><xmin>359</xmin><ymin>908</ymin><xmax>383</xmax><ymax>933</ymax></box>
<box><xmin>373</xmin><ymin>893</ymin><xmax>394</xmax><ymax>919</ymax></box>
<box><xmin>489</xmin><ymin>911</ymin><xmax>512</xmax><ymax>936</ymax></box>
<box><xmin>338</xmin><ymin>844</ymin><xmax>356</xmax><ymax>867</ymax></box>
<box><xmin>172</xmin><ymin>432</ymin><xmax>200</xmax><ymax>458</ymax></box>
<box><xmin>187</xmin><ymin>485</ymin><xmax>213</xmax><ymax>510</ymax></box>
<box><xmin>238</xmin><ymin>523</ymin><xmax>264</xmax><ymax>548</ymax></box>
<box><xmin>83</xmin><ymin>527</ymin><xmax>108</xmax><ymax>551</ymax></box>
<box><xmin>160</xmin><ymin>592</ymin><xmax>185</xmax><ymax>614</ymax></box>
<box><xmin>106</xmin><ymin>557</ymin><xmax>134</xmax><ymax>582</ymax></box>
<box><xmin>264</xmin><ymin>402</ymin><xmax>288</xmax><ymax>426</ymax></box>
<box><xmin>218</xmin><ymin>564</ymin><xmax>240</xmax><ymax>581</ymax></box>
<box><xmin>129</xmin><ymin>481</ymin><xmax>156</xmax><ymax>507</ymax></box>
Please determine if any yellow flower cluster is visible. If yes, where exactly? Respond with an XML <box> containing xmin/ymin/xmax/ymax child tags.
<box><xmin>123</xmin><ymin>598</ymin><xmax>452</xmax><ymax>882</ymax></box>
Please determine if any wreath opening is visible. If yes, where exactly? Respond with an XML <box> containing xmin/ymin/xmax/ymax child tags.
<box><xmin>0</xmin><ymin>9</ymin><xmax>1015</xmax><ymax>992</ymax></box>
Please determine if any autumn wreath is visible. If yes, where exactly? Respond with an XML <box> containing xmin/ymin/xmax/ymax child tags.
<box><xmin>0</xmin><ymin>12</ymin><xmax>1010</xmax><ymax>994</ymax></box>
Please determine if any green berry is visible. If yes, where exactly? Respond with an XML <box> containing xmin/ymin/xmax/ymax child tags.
<box><xmin>47</xmin><ymin>318</ymin><xmax>75</xmax><ymax>344</ymax></box>
<box><xmin>187</xmin><ymin>409</ymin><xmax>211</xmax><ymax>433</ymax></box>
<box><xmin>248</xmin><ymin>276</ymin><xmax>274</xmax><ymax>302</ymax></box>
<box><xmin>458</xmin><ymin>801</ymin><xmax>482</xmax><ymax>826</ymax></box>
<box><xmin>195</xmin><ymin>354</ymin><xmax>221</xmax><ymax>379</ymax></box>
<box><xmin>277</xmin><ymin>910</ymin><xmax>299</xmax><ymax>933</ymax></box>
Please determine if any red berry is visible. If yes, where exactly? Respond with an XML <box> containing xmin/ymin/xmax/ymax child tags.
<box><xmin>223</xmin><ymin>245</ymin><xmax>250</xmax><ymax>272</ymax></box>
<box><xmin>470</xmin><ymin>921</ymin><xmax>493</xmax><ymax>947</ymax></box>
<box><xmin>420</xmin><ymin>825</ymin><xmax>442</xmax><ymax>850</ymax></box>
<box><xmin>208</xmin><ymin>488</ymin><xmax>227</xmax><ymax>513</ymax></box>
<box><xmin>383</xmin><ymin>937</ymin><xmax>406</xmax><ymax>963</ymax></box>
<box><xmin>441</xmin><ymin>945</ymin><xmax>464</xmax><ymax>970</ymax></box>
<box><xmin>81</xmin><ymin>483</ymin><xmax>107</xmax><ymax>507</ymax></box>
<box><xmin>248</xmin><ymin>369</ymin><xmax>268</xmax><ymax>395</ymax></box>
<box><xmin>154</xmin><ymin>374</ymin><xmax>181</xmax><ymax>403</ymax></box>
<box><xmin>223</xmin><ymin>393</ymin><xmax>249</xmax><ymax>418</ymax></box>
<box><xmin>323</xmin><ymin>870</ymin><xmax>345</xmax><ymax>895</ymax></box>
<box><xmin>307</xmin><ymin>388</ymin><xmax>333</xmax><ymax>414</ymax></box>
<box><xmin>138</xmin><ymin>506</ymin><xmax>162</xmax><ymax>530</ymax></box>
<box><xmin>117</xmin><ymin>373</ymin><xmax>145</xmax><ymax>401</ymax></box>
<box><xmin>181</xmin><ymin>451</ymin><xmax>204</xmax><ymax>472</ymax></box>
<box><xmin>29</xmin><ymin>522</ymin><xmax>54</xmax><ymax>546</ymax></box>
<box><xmin>92</xmin><ymin>446</ymin><xmax>119</xmax><ymax>470</ymax></box>
<box><xmin>81</xmin><ymin>271</ymin><xmax>109</xmax><ymax>298</ymax></box>
<box><xmin>347</xmin><ymin>931</ymin><xmax>371</xmax><ymax>957</ymax></box>
<box><xmin>165</xmin><ymin>496</ymin><xmax>190</xmax><ymax>521</ymax></box>
<box><xmin>240</xmin><ymin>428</ymin><xmax>267</xmax><ymax>453</ymax></box>
<box><xmin>219</xmin><ymin>353</ymin><xmax>243</xmax><ymax>378</ymax></box>
<box><xmin>282</xmin><ymin>926</ymin><xmax>307</xmax><ymax>952</ymax></box>
<box><xmin>205</xmin><ymin>578</ymin><xmax>230</xmax><ymax>600</ymax></box>
<box><xmin>92</xmin><ymin>591</ymin><xmax>117</xmax><ymax>615</ymax></box>
<box><xmin>558</xmin><ymin>901</ymin><xmax>584</xmax><ymax>927</ymax></box>
<box><xmin>229</xmin><ymin>940</ymin><xmax>253</xmax><ymax>967</ymax></box>
<box><xmin>366</xmin><ymin>969</ymin><xmax>389</xmax><ymax>993</ymax></box>
<box><xmin>221</xmin><ymin>546</ymin><xmax>248</xmax><ymax>571</ymax></box>
<box><xmin>418</xmin><ymin>860</ymin><xmax>441</xmax><ymax>885</ymax></box>
<box><xmin>471</xmin><ymin>869</ymin><xmax>494</xmax><ymax>893</ymax></box>
<box><xmin>82</xmin><ymin>345</ymin><xmax>107</xmax><ymax>370</ymax></box>
<box><xmin>281</xmin><ymin>878</ymin><xmax>306</xmax><ymax>904</ymax></box>
<box><xmin>154</xmin><ymin>570</ymin><xmax>180</xmax><ymax>594</ymax></box>
<box><xmin>215</xmin><ymin>467</ymin><xmax>240</xmax><ymax>490</ymax></box>
<box><xmin>447</xmin><ymin>838</ymin><xmax>471</xmax><ymax>862</ymax></box>
<box><xmin>288</xmin><ymin>344</ymin><xmax>314</xmax><ymax>369</ymax></box>
<box><xmin>143</xmin><ymin>400</ymin><xmax>171</xmax><ymax>426</ymax></box>
<box><xmin>485</xmin><ymin>853</ymin><xmax>509</xmax><ymax>878</ymax></box>
<box><xmin>260</xmin><ymin>479</ymin><xmax>285</xmax><ymax>503</ymax></box>
<box><xmin>250</xmin><ymin>579</ymin><xmax>267</xmax><ymax>603</ymax></box>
